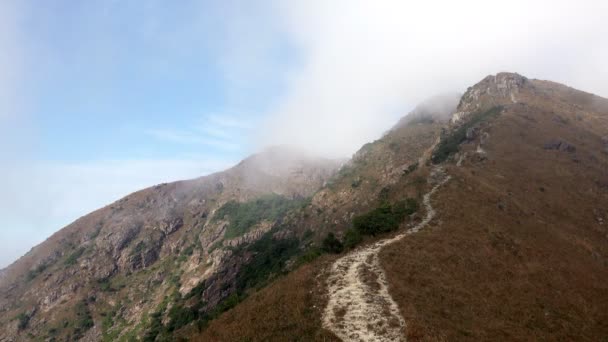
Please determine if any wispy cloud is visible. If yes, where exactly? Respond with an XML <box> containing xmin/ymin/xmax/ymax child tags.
<box><xmin>146</xmin><ymin>112</ymin><xmax>255</xmax><ymax>152</ymax></box>
<box><xmin>146</xmin><ymin>128</ymin><xmax>240</xmax><ymax>151</ymax></box>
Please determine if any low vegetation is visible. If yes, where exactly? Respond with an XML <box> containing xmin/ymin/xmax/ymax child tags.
<box><xmin>352</xmin><ymin>199</ymin><xmax>418</xmax><ymax>236</ymax></box>
<box><xmin>141</xmin><ymin>228</ymin><xmax>303</xmax><ymax>339</ymax></box>
<box><xmin>16</xmin><ymin>312</ymin><xmax>30</xmax><ymax>331</ymax></box>
<box><xmin>432</xmin><ymin>106</ymin><xmax>502</xmax><ymax>163</ymax></box>
<box><xmin>71</xmin><ymin>299</ymin><xmax>94</xmax><ymax>340</ymax></box>
<box><xmin>214</xmin><ymin>194</ymin><xmax>308</xmax><ymax>239</ymax></box>
<box><xmin>321</xmin><ymin>233</ymin><xmax>343</xmax><ymax>254</ymax></box>
<box><xmin>64</xmin><ymin>247</ymin><xmax>86</xmax><ymax>266</ymax></box>
<box><xmin>26</xmin><ymin>262</ymin><xmax>49</xmax><ymax>281</ymax></box>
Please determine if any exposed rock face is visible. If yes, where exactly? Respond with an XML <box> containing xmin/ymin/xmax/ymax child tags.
<box><xmin>602</xmin><ymin>136</ymin><xmax>608</xmax><ymax>154</ymax></box>
<box><xmin>0</xmin><ymin>146</ymin><xmax>341</xmax><ymax>341</ymax></box>
<box><xmin>453</xmin><ymin>72</ymin><xmax>528</xmax><ymax>124</ymax></box>
<box><xmin>543</xmin><ymin>139</ymin><xmax>576</xmax><ymax>152</ymax></box>
<box><xmin>223</xmin><ymin>221</ymin><xmax>273</xmax><ymax>248</ymax></box>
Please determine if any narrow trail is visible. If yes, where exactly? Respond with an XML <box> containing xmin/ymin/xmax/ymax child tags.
<box><xmin>323</xmin><ymin>168</ymin><xmax>451</xmax><ymax>342</ymax></box>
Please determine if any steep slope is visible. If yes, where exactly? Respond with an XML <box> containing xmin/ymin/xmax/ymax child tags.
<box><xmin>381</xmin><ymin>73</ymin><xmax>608</xmax><ymax>341</ymax></box>
<box><xmin>4</xmin><ymin>73</ymin><xmax>607</xmax><ymax>341</ymax></box>
<box><xmin>0</xmin><ymin>146</ymin><xmax>341</xmax><ymax>341</ymax></box>
<box><xmin>197</xmin><ymin>73</ymin><xmax>608</xmax><ymax>341</ymax></box>
<box><xmin>196</xmin><ymin>93</ymin><xmax>460</xmax><ymax>341</ymax></box>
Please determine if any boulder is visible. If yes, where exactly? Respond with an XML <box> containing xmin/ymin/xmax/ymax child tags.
<box><xmin>543</xmin><ymin>139</ymin><xmax>576</xmax><ymax>153</ymax></box>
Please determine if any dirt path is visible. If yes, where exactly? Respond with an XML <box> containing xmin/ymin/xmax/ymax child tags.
<box><xmin>323</xmin><ymin>168</ymin><xmax>450</xmax><ymax>341</ymax></box>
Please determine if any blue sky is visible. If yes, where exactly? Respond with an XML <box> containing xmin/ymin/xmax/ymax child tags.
<box><xmin>1</xmin><ymin>0</ymin><xmax>607</xmax><ymax>267</ymax></box>
<box><xmin>24</xmin><ymin>1</ymin><xmax>291</xmax><ymax>162</ymax></box>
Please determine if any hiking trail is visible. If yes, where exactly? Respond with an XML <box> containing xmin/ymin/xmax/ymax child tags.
<box><xmin>323</xmin><ymin>167</ymin><xmax>450</xmax><ymax>341</ymax></box>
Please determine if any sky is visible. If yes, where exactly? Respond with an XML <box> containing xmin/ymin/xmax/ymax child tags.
<box><xmin>1</xmin><ymin>0</ymin><xmax>607</xmax><ymax>268</ymax></box>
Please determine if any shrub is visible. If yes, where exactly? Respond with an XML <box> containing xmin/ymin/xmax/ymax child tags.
<box><xmin>64</xmin><ymin>247</ymin><xmax>86</xmax><ymax>266</ymax></box>
<box><xmin>296</xmin><ymin>248</ymin><xmax>323</xmax><ymax>265</ymax></box>
<box><xmin>16</xmin><ymin>312</ymin><xmax>30</xmax><ymax>330</ymax></box>
<box><xmin>403</xmin><ymin>162</ymin><xmax>419</xmax><ymax>176</ymax></box>
<box><xmin>26</xmin><ymin>262</ymin><xmax>48</xmax><ymax>281</ymax></box>
<box><xmin>72</xmin><ymin>300</ymin><xmax>94</xmax><ymax>339</ymax></box>
<box><xmin>353</xmin><ymin>199</ymin><xmax>419</xmax><ymax>236</ymax></box>
<box><xmin>235</xmin><ymin>233</ymin><xmax>300</xmax><ymax>292</ymax></box>
<box><xmin>343</xmin><ymin>228</ymin><xmax>362</xmax><ymax>249</ymax></box>
<box><xmin>214</xmin><ymin>194</ymin><xmax>308</xmax><ymax>239</ymax></box>
<box><xmin>432</xmin><ymin>106</ymin><xmax>502</xmax><ymax>163</ymax></box>
<box><xmin>321</xmin><ymin>233</ymin><xmax>343</xmax><ymax>254</ymax></box>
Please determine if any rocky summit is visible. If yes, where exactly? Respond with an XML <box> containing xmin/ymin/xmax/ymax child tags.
<box><xmin>1</xmin><ymin>73</ymin><xmax>608</xmax><ymax>342</ymax></box>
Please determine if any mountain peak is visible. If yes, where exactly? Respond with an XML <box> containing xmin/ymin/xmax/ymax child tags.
<box><xmin>452</xmin><ymin>72</ymin><xmax>528</xmax><ymax>124</ymax></box>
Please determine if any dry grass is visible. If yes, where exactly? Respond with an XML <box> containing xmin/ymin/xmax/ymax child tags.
<box><xmin>192</xmin><ymin>260</ymin><xmax>339</xmax><ymax>342</ymax></box>
<box><xmin>189</xmin><ymin>80</ymin><xmax>608</xmax><ymax>341</ymax></box>
<box><xmin>381</xmin><ymin>99</ymin><xmax>608</xmax><ymax>341</ymax></box>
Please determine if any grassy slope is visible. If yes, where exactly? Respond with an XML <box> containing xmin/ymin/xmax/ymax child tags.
<box><xmin>191</xmin><ymin>80</ymin><xmax>608</xmax><ymax>341</ymax></box>
<box><xmin>194</xmin><ymin>261</ymin><xmax>339</xmax><ymax>342</ymax></box>
<box><xmin>382</xmin><ymin>89</ymin><xmax>608</xmax><ymax>341</ymax></box>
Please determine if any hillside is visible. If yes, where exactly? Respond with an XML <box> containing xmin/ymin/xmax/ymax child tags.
<box><xmin>0</xmin><ymin>146</ymin><xmax>341</xmax><ymax>341</ymax></box>
<box><xmin>197</xmin><ymin>73</ymin><xmax>608</xmax><ymax>341</ymax></box>
<box><xmin>2</xmin><ymin>73</ymin><xmax>608</xmax><ymax>342</ymax></box>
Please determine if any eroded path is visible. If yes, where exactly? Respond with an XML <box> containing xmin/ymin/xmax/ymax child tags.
<box><xmin>323</xmin><ymin>168</ymin><xmax>450</xmax><ymax>341</ymax></box>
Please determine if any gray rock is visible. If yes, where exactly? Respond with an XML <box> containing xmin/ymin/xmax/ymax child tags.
<box><xmin>466</xmin><ymin>126</ymin><xmax>478</xmax><ymax>141</ymax></box>
<box><xmin>543</xmin><ymin>139</ymin><xmax>576</xmax><ymax>153</ymax></box>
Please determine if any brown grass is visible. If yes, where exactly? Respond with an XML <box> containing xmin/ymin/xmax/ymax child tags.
<box><xmin>381</xmin><ymin>100</ymin><xmax>608</xmax><ymax>341</ymax></box>
<box><xmin>192</xmin><ymin>260</ymin><xmax>339</xmax><ymax>342</ymax></box>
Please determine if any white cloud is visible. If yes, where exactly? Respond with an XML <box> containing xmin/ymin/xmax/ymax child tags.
<box><xmin>146</xmin><ymin>128</ymin><xmax>241</xmax><ymax>151</ymax></box>
<box><xmin>146</xmin><ymin>112</ymin><xmax>256</xmax><ymax>152</ymax></box>
<box><xmin>257</xmin><ymin>0</ymin><xmax>608</xmax><ymax>158</ymax></box>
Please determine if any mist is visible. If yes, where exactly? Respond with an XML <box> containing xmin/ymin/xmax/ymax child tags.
<box><xmin>257</xmin><ymin>0</ymin><xmax>608</xmax><ymax>158</ymax></box>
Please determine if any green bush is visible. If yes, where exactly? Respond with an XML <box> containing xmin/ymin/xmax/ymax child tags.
<box><xmin>64</xmin><ymin>247</ymin><xmax>86</xmax><ymax>266</ymax></box>
<box><xmin>26</xmin><ymin>262</ymin><xmax>48</xmax><ymax>281</ymax></box>
<box><xmin>16</xmin><ymin>312</ymin><xmax>30</xmax><ymax>330</ymax></box>
<box><xmin>321</xmin><ymin>233</ymin><xmax>343</xmax><ymax>253</ymax></box>
<box><xmin>353</xmin><ymin>199</ymin><xmax>419</xmax><ymax>236</ymax></box>
<box><xmin>432</xmin><ymin>106</ymin><xmax>502</xmax><ymax>164</ymax></box>
<box><xmin>343</xmin><ymin>228</ymin><xmax>362</xmax><ymax>249</ymax></box>
<box><xmin>214</xmin><ymin>194</ymin><xmax>308</xmax><ymax>239</ymax></box>
<box><xmin>72</xmin><ymin>300</ymin><xmax>94</xmax><ymax>339</ymax></box>
<box><xmin>296</xmin><ymin>248</ymin><xmax>323</xmax><ymax>265</ymax></box>
<box><xmin>235</xmin><ymin>232</ymin><xmax>300</xmax><ymax>292</ymax></box>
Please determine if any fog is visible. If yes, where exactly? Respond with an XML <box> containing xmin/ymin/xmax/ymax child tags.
<box><xmin>258</xmin><ymin>0</ymin><xmax>608</xmax><ymax>158</ymax></box>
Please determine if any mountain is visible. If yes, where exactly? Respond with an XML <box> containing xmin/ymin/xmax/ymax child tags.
<box><xmin>0</xmin><ymin>146</ymin><xmax>341</xmax><ymax>341</ymax></box>
<box><xmin>196</xmin><ymin>73</ymin><xmax>608</xmax><ymax>341</ymax></box>
<box><xmin>2</xmin><ymin>73</ymin><xmax>608</xmax><ymax>341</ymax></box>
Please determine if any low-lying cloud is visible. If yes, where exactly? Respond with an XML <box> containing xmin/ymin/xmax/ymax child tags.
<box><xmin>258</xmin><ymin>0</ymin><xmax>608</xmax><ymax>158</ymax></box>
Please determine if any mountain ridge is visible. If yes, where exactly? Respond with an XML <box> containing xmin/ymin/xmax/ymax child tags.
<box><xmin>2</xmin><ymin>72</ymin><xmax>608</xmax><ymax>341</ymax></box>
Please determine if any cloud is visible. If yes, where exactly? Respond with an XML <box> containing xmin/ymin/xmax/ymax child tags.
<box><xmin>0</xmin><ymin>157</ymin><xmax>236</xmax><ymax>268</ymax></box>
<box><xmin>146</xmin><ymin>129</ymin><xmax>240</xmax><ymax>151</ymax></box>
<box><xmin>257</xmin><ymin>0</ymin><xmax>608</xmax><ymax>158</ymax></box>
<box><xmin>146</xmin><ymin>112</ymin><xmax>256</xmax><ymax>151</ymax></box>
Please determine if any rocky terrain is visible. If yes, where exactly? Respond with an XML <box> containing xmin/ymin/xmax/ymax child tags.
<box><xmin>197</xmin><ymin>73</ymin><xmax>608</xmax><ymax>341</ymax></box>
<box><xmin>2</xmin><ymin>72</ymin><xmax>608</xmax><ymax>341</ymax></box>
<box><xmin>0</xmin><ymin>146</ymin><xmax>341</xmax><ymax>341</ymax></box>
